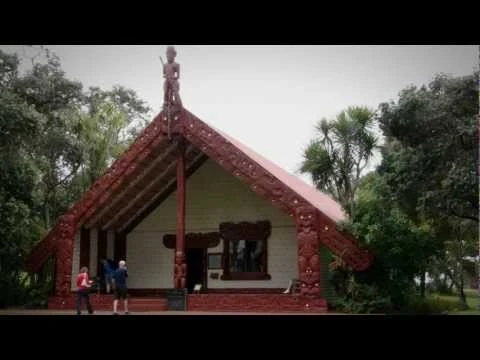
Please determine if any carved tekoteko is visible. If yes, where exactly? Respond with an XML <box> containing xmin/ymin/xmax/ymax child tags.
<box><xmin>162</xmin><ymin>46</ymin><xmax>182</xmax><ymax>109</ymax></box>
<box><xmin>161</xmin><ymin>46</ymin><xmax>183</xmax><ymax>137</ymax></box>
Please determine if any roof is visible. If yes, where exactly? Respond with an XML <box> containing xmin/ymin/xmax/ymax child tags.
<box><xmin>26</xmin><ymin>107</ymin><xmax>372</xmax><ymax>272</ymax></box>
<box><xmin>216</xmin><ymin>127</ymin><xmax>348</xmax><ymax>223</ymax></box>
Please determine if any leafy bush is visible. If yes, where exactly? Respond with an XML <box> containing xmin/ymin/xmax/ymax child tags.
<box><xmin>330</xmin><ymin>283</ymin><xmax>392</xmax><ymax>314</ymax></box>
<box><xmin>24</xmin><ymin>278</ymin><xmax>54</xmax><ymax>309</ymax></box>
<box><xmin>24</xmin><ymin>286</ymin><xmax>49</xmax><ymax>309</ymax></box>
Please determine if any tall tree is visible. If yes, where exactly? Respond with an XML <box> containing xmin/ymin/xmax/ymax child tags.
<box><xmin>377</xmin><ymin>72</ymin><xmax>478</xmax><ymax>223</ymax></box>
<box><xmin>0</xmin><ymin>50</ymin><xmax>46</xmax><ymax>306</ymax></box>
<box><xmin>347</xmin><ymin>172</ymin><xmax>438</xmax><ymax>307</ymax></box>
<box><xmin>12</xmin><ymin>51</ymin><xmax>85</xmax><ymax>228</ymax></box>
<box><xmin>85</xmin><ymin>85</ymin><xmax>151</xmax><ymax>140</ymax></box>
<box><xmin>0</xmin><ymin>46</ymin><xmax>153</xmax><ymax>307</ymax></box>
<box><xmin>300</xmin><ymin>106</ymin><xmax>378</xmax><ymax>217</ymax></box>
<box><xmin>377</xmin><ymin>72</ymin><xmax>479</xmax><ymax>302</ymax></box>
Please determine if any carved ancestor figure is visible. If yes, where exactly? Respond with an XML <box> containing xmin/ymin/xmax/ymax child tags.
<box><xmin>54</xmin><ymin>213</ymin><xmax>76</xmax><ymax>297</ymax></box>
<box><xmin>295</xmin><ymin>206</ymin><xmax>321</xmax><ymax>297</ymax></box>
<box><xmin>174</xmin><ymin>251</ymin><xmax>187</xmax><ymax>288</ymax></box>
<box><xmin>161</xmin><ymin>46</ymin><xmax>182</xmax><ymax>108</ymax></box>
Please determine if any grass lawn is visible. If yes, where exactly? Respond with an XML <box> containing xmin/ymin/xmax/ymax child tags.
<box><xmin>431</xmin><ymin>288</ymin><xmax>480</xmax><ymax>315</ymax></box>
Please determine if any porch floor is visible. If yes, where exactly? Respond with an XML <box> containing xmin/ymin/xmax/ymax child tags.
<box><xmin>0</xmin><ymin>309</ymin><xmax>341</xmax><ymax>315</ymax></box>
<box><xmin>47</xmin><ymin>293</ymin><xmax>328</xmax><ymax>313</ymax></box>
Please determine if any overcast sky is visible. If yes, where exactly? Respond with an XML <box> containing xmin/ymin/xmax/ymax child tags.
<box><xmin>1</xmin><ymin>45</ymin><xmax>478</xmax><ymax>184</ymax></box>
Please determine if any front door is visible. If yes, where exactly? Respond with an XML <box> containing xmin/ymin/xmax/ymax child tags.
<box><xmin>185</xmin><ymin>248</ymin><xmax>206</xmax><ymax>293</ymax></box>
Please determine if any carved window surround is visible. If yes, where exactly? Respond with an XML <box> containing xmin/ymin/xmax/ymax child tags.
<box><xmin>220</xmin><ymin>221</ymin><xmax>271</xmax><ymax>281</ymax></box>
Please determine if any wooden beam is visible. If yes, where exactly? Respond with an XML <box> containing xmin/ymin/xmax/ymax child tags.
<box><xmin>101</xmin><ymin>144</ymin><xmax>197</xmax><ymax>231</ymax></box>
<box><xmin>122</xmin><ymin>153</ymin><xmax>208</xmax><ymax>234</ymax></box>
<box><xmin>85</xmin><ymin>141</ymin><xmax>177</xmax><ymax>229</ymax></box>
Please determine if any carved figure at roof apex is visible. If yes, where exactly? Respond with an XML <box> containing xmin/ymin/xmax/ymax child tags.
<box><xmin>160</xmin><ymin>46</ymin><xmax>182</xmax><ymax>110</ymax></box>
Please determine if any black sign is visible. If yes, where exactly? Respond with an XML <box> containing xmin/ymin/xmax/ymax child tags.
<box><xmin>165</xmin><ymin>288</ymin><xmax>187</xmax><ymax>311</ymax></box>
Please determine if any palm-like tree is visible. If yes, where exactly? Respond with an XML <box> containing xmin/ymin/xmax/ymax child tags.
<box><xmin>300</xmin><ymin>106</ymin><xmax>378</xmax><ymax>218</ymax></box>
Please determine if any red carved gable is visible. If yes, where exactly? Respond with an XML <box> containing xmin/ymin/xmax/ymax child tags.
<box><xmin>26</xmin><ymin>108</ymin><xmax>372</xmax><ymax>273</ymax></box>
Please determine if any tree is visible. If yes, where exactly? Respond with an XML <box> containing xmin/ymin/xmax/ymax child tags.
<box><xmin>0</xmin><ymin>51</ymin><xmax>46</xmax><ymax>306</ymax></box>
<box><xmin>85</xmin><ymin>85</ymin><xmax>151</xmax><ymax>140</ymax></box>
<box><xmin>377</xmin><ymin>72</ymin><xmax>479</xmax><ymax>302</ymax></box>
<box><xmin>0</xmin><ymin>46</ymin><xmax>153</xmax><ymax>307</ymax></box>
<box><xmin>300</xmin><ymin>106</ymin><xmax>378</xmax><ymax>218</ymax></box>
<box><xmin>75</xmin><ymin>101</ymin><xmax>128</xmax><ymax>190</ymax></box>
<box><xmin>65</xmin><ymin>86</ymin><xmax>151</xmax><ymax>198</ymax></box>
<box><xmin>377</xmin><ymin>72</ymin><xmax>478</xmax><ymax>223</ymax></box>
<box><xmin>346</xmin><ymin>173</ymin><xmax>438</xmax><ymax>308</ymax></box>
<box><xmin>8</xmin><ymin>47</ymin><xmax>152</xmax><ymax>228</ymax></box>
<box><xmin>12</xmin><ymin>50</ymin><xmax>85</xmax><ymax>228</ymax></box>
<box><xmin>429</xmin><ymin>218</ymin><xmax>477</xmax><ymax>308</ymax></box>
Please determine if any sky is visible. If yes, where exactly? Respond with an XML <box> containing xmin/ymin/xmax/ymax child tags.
<box><xmin>1</xmin><ymin>45</ymin><xmax>478</xmax><ymax>184</ymax></box>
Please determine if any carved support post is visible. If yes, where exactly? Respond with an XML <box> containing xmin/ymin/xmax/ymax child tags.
<box><xmin>79</xmin><ymin>228</ymin><xmax>90</xmax><ymax>268</ymax></box>
<box><xmin>295</xmin><ymin>206</ymin><xmax>321</xmax><ymax>297</ymax></box>
<box><xmin>54</xmin><ymin>214</ymin><xmax>76</xmax><ymax>297</ymax></box>
<box><xmin>174</xmin><ymin>138</ymin><xmax>187</xmax><ymax>288</ymax></box>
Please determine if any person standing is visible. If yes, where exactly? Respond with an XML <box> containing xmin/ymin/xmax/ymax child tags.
<box><xmin>101</xmin><ymin>258</ymin><xmax>115</xmax><ymax>293</ymax></box>
<box><xmin>112</xmin><ymin>260</ymin><xmax>129</xmax><ymax>315</ymax></box>
<box><xmin>76</xmin><ymin>266</ymin><xmax>94</xmax><ymax>315</ymax></box>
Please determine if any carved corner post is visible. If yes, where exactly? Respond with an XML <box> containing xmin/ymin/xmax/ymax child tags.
<box><xmin>174</xmin><ymin>138</ymin><xmax>187</xmax><ymax>289</ymax></box>
<box><xmin>295</xmin><ymin>206</ymin><xmax>321</xmax><ymax>297</ymax></box>
<box><xmin>54</xmin><ymin>214</ymin><xmax>77</xmax><ymax>297</ymax></box>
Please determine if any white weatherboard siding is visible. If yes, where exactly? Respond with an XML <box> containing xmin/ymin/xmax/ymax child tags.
<box><xmin>127</xmin><ymin>159</ymin><xmax>298</xmax><ymax>289</ymax></box>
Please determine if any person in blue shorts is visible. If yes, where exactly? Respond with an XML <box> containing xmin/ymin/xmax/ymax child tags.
<box><xmin>112</xmin><ymin>260</ymin><xmax>129</xmax><ymax>315</ymax></box>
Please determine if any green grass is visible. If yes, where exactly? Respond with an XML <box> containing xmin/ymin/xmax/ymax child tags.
<box><xmin>431</xmin><ymin>288</ymin><xmax>480</xmax><ymax>315</ymax></box>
